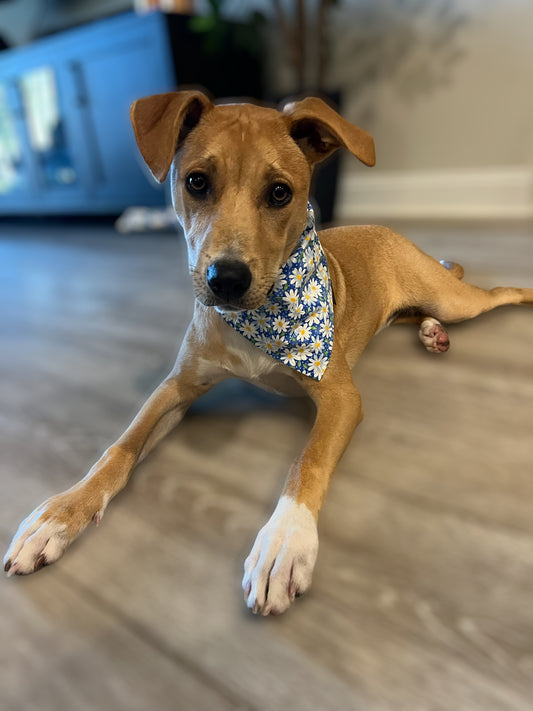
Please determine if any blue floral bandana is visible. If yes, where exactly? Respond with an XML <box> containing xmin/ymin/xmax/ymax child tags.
<box><xmin>218</xmin><ymin>204</ymin><xmax>334</xmax><ymax>381</ymax></box>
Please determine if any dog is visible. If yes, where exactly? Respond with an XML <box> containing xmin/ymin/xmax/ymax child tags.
<box><xmin>4</xmin><ymin>91</ymin><xmax>532</xmax><ymax>617</ymax></box>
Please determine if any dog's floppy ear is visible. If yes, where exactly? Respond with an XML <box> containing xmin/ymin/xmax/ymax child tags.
<box><xmin>283</xmin><ymin>96</ymin><xmax>375</xmax><ymax>168</ymax></box>
<box><xmin>130</xmin><ymin>91</ymin><xmax>213</xmax><ymax>182</ymax></box>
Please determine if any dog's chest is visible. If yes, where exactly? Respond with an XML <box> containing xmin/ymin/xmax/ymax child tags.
<box><xmin>215</xmin><ymin>326</ymin><xmax>304</xmax><ymax>396</ymax></box>
<box><xmin>222</xmin><ymin>326</ymin><xmax>281</xmax><ymax>379</ymax></box>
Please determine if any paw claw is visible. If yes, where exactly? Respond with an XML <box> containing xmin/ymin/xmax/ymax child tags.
<box><xmin>289</xmin><ymin>581</ymin><xmax>297</xmax><ymax>602</ymax></box>
<box><xmin>34</xmin><ymin>553</ymin><xmax>47</xmax><ymax>573</ymax></box>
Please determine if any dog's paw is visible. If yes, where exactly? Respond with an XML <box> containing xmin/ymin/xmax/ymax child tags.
<box><xmin>419</xmin><ymin>317</ymin><xmax>450</xmax><ymax>353</ymax></box>
<box><xmin>4</xmin><ymin>491</ymin><xmax>96</xmax><ymax>577</ymax></box>
<box><xmin>242</xmin><ymin>496</ymin><xmax>318</xmax><ymax>616</ymax></box>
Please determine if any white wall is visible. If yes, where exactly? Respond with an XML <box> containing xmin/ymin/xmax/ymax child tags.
<box><xmin>335</xmin><ymin>0</ymin><xmax>533</xmax><ymax>220</ymax></box>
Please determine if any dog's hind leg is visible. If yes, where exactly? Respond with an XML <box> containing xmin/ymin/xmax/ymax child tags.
<box><xmin>392</xmin><ymin>240</ymin><xmax>532</xmax><ymax>323</ymax></box>
<box><xmin>390</xmin><ymin>254</ymin><xmax>532</xmax><ymax>350</ymax></box>
<box><xmin>410</xmin><ymin>262</ymin><xmax>461</xmax><ymax>352</ymax></box>
<box><xmin>426</xmin><ymin>279</ymin><xmax>533</xmax><ymax>324</ymax></box>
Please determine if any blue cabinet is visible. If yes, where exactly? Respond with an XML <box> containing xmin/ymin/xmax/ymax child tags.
<box><xmin>0</xmin><ymin>11</ymin><xmax>176</xmax><ymax>215</ymax></box>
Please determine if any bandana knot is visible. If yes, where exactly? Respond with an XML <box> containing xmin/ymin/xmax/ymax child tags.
<box><xmin>218</xmin><ymin>204</ymin><xmax>334</xmax><ymax>381</ymax></box>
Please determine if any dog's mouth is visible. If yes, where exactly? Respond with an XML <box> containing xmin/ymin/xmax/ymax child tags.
<box><xmin>214</xmin><ymin>303</ymin><xmax>246</xmax><ymax>314</ymax></box>
<box><xmin>209</xmin><ymin>289</ymin><xmax>273</xmax><ymax>313</ymax></box>
<box><xmin>195</xmin><ymin>289</ymin><xmax>267</xmax><ymax>312</ymax></box>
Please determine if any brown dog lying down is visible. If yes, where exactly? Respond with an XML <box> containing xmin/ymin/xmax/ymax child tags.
<box><xmin>5</xmin><ymin>92</ymin><xmax>532</xmax><ymax>616</ymax></box>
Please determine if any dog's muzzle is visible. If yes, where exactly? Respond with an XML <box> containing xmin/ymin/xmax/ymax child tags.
<box><xmin>206</xmin><ymin>259</ymin><xmax>252</xmax><ymax>305</ymax></box>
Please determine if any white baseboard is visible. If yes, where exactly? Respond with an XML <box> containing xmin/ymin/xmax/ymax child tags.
<box><xmin>337</xmin><ymin>166</ymin><xmax>533</xmax><ymax>221</ymax></box>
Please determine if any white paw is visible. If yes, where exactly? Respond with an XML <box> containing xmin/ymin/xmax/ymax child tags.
<box><xmin>4</xmin><ymin>492</ymin><xmax>94</xmax><ymax>577</ymax></box>
<box><xmin>242</xmin><ymin>496</ymin><xmax>319</xmax><ymax>616</ymax></box>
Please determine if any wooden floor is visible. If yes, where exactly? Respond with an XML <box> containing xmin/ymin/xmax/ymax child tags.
<box><xmin>1</xmin><ymin>217</ymin><xmax>532</xmax><ymax>711</ymax></box>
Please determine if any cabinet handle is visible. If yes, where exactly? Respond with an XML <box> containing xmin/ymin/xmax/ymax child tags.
<box><xmin>69</xmin><ymin>61</ymin><xmax>105</xmax><ymax>184</ymax></box>
<box><xmin>70</xmin><ymin>61</ymin><xmax>88</xmax><ymax>107</ymax></box>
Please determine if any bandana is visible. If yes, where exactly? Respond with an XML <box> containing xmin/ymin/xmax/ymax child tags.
<box><xmin>218</xmin><ymin>204</ymin><xmax>334</xmax><ymax>381</ymax></box>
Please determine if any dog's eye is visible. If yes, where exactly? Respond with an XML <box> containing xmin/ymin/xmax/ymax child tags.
<box><xmin>269</xmin><ymin>183</ymin><xmax>292</xmax><ymax>207</ymax></box>
<box><xmin>186</xmin><ymin>173</ymin><xmax>209</xmax><ymax>196</ymax></box>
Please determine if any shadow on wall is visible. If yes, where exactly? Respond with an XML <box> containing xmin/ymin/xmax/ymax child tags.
<box><xmin>328</xmin><ymin>0</ymin><xmax>470</xmax><ymax>123</ymax></box>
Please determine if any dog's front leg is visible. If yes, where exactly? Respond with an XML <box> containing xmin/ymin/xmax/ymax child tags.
<box><xmin>4</xmin><ymin>331</ymin><xmax>220</xmax><ymax>577</ymax></box>
<box><xmin>243</xmin><ymin>362</ymin><xmax>363</xmax><ymax>616</ymax></box>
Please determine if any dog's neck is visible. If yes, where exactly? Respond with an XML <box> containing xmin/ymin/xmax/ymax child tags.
<box><xmin>218</xmin><ymin>204</ymin><xmax>335</xmax><ymax>381</ymax></box>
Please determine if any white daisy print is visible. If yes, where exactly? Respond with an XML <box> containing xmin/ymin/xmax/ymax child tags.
<box><xmin>294</xmin><ymin>323</ymin><xmax>311</xmax><ymax>342</ymax></box>
<box><xmin>289</xmin><ymin>266</ymin><xmax>306</xmax><ymax>287</ymax></box>
<box><xmin>266</xmin><ymin>302</ymin><xmax>281</xmax><ymax>316</ymax></box>
<box><xmin>287</xmin><ymin>250</ymin><xmax>299</xmax><ymax>266</ymax></box>
<box><xmin>261</xmin><ymin>336</ymin><xmax>278</xmax><ymax>353</ymax></box>
<box><xmin>309</xmin><ymin>359</ymin><xmax>326</xmax><ymax>379</ymax></box>
<box><xmin>319</xmin><ymin>321</ymin><xmax>332</xmax><ymax>337</ymax></box>
<box><xmin>317</xmin><ymin>264</ymin><xmax>329</xmax><ymax>284</ymax></box>
<box><xmin>274</xmin><ymin>274</ymin><xmax>288</xmax><ymax>290</ymax></box>
<box><xmin>223</xmin><ymin>310</ymin><xmax>241</xmax><ymax>320</ymax></box>
<box><xmin>302</xmin><ymin>282</ymin><xmax>319</xmax><ymax>306</ymax></box>
<box><xmin>281</xmin><ymin>350</ymin><xmax>298</xmax><ymax>367</ymax></box>
<box><xmin>295</xmin><ymin>344</ymin><xmax>313</xmax><ymax>361</ymax></box>
<box><xmin>273</xmin><ymin>316</ymin><xmax>290</xmax><ymax>333</ymax></box>
<box><xmin>282</xmin><ymin>289</ymin><xmax>300</xmax><ymax>309</ymax></box>
<box><xmin>242</xmin><ymin>319</ymin><xmax>258</xmax><ymax>338</ymax></box>
<box><xmin>307</xmin><ymin>278</ymin><xmax>320</xmax><ymax>295</ymax></box>
<box><xmin>253</xmin><ymin>314</ymin><xmax>268</xmax><ymax>332</ymax></box>
<box><xmin>292</xmin><ymin>302</ymin><xmax>305</xmax><ymax>317</ymax></box>
<box><xmin>302</xmin><ymin>248</ymin><xmax>315</xmax><ymax>269</ymax></box>
<box><xmin>306</xmin><ymin>310</ymin><xmax>321</xmax><ymax>326</ymax></box>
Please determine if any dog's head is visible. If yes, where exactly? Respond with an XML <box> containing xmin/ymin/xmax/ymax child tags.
<box><xmin>130</xmin><ymin>91</ymin><xmax>375</xmax><ymax>311</ymax></box>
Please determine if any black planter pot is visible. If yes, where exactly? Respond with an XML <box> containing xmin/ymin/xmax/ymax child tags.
<box><xmin>309</xmin><ymin>90</ymin><xmax>342</xmax><ymax>227</ymax></box>
<box><xmin>165</xmin><ymin>14</ymin><xmax>264</xmax><ymax>100</ymax></box>
<box><xmin>311</xmin><ymin>145</ymin><xmax>340</xmax><ymax>226</ymax></box>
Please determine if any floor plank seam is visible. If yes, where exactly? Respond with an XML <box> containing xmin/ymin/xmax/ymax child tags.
<box><xmin>61</xmin><ymin>570</ymin><xmax>257</xmax><ymax>711</ymax></box>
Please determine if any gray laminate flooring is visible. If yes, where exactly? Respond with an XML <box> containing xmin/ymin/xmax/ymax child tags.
<box><xmin>1</xmin><ymin>218</ymin><xmax>532</xmax><ymax>711</ymax></box>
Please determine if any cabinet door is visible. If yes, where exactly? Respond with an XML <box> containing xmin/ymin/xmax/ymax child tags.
<box><xmin>75</xmin><ymin>23</ymin><xmax>175</xmax><ymax>210</ymax></box>
<box><xmin>0</xmin><ymin>12</ymin><xmax>175</xmax><ymax>214</ymax></box>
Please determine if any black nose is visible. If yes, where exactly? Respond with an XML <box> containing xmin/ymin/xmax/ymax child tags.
<box><xmin>206</xmin><ymin>259</ymin><xmax>252</xmax><ymax>303</ymax></box>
